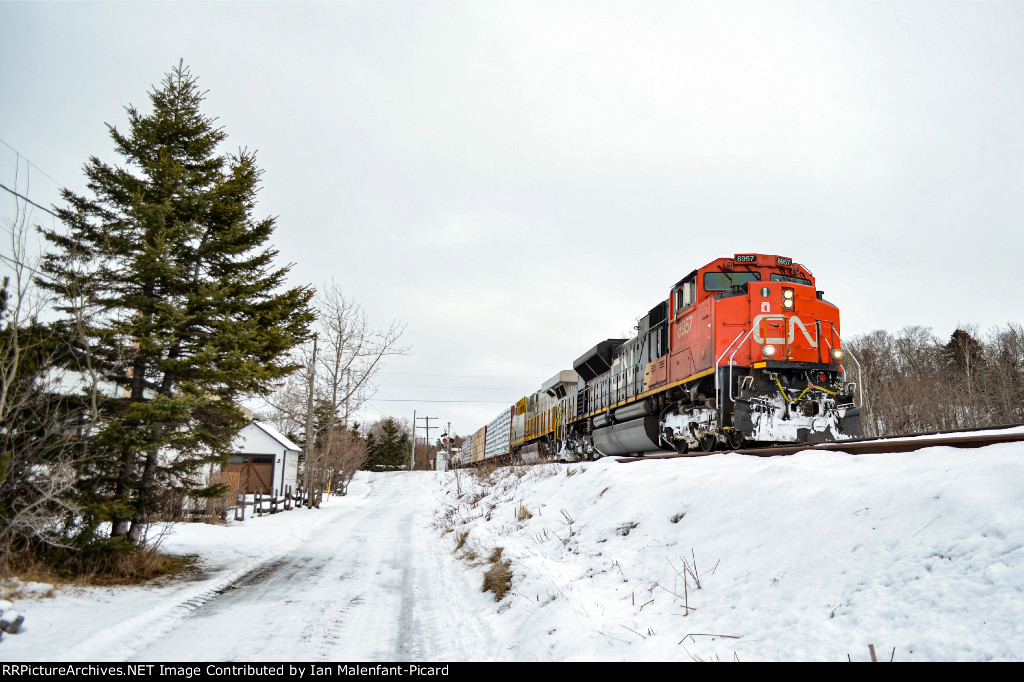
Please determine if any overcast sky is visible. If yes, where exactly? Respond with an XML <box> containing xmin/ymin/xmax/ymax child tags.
<box><xmin>3</xmin><ymin>1</ymin><xmax>1023</xmax><ymax>438</ymax></box>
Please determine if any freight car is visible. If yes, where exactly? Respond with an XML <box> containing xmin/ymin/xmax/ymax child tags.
<box><xmin>464</xmin><ymin>253</ymin><xmax>862</xmax><ymax>463</ymax></box>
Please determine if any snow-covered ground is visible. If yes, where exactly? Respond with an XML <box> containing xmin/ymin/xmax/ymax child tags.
<box><xmin>2</xmin><ymin>433</ymin><xmax>1023</xmax><ymax>662</ymax></box>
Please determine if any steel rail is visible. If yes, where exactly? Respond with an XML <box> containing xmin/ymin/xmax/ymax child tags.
<box><xmin>614</xmin><ymin>425</ymin><xmax>1024</xmax><ymax>462</ymax></box>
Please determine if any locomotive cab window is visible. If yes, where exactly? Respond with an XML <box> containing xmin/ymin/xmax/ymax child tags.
<box><xmin>675</xmin><ymin>280</ymin><xmax>696</xmax><ymax>311</ymax></box>
<box><xmin>703</xmin><ymin>271</ymin><xmax>761</xmax><ymax>291</ymax></box>
<box><xmin>770</xmin><ymin>274</ymin><xmax>812</xmax><ymax>286</ymax></box>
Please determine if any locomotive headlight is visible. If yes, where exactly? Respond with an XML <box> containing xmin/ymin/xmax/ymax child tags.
<box><xmin>831</xmin><ymin>348</ymin><xmax>843</xmax><ymax>361</ymax></box>
<box><xmin>762</xmin><ymin>344</ymin><xmax>777</xmax><ymax>358</ymax></box>
<box><xmin>782</xmin><ymin>288</ymin><xmax>795</xmax><ymax>309</ymax></box>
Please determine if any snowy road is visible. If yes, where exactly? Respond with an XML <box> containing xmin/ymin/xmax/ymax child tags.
<box><xmin>109</xmin><ymin>474</ymin><xmax>492</xmax><ymax>661</ymax></box>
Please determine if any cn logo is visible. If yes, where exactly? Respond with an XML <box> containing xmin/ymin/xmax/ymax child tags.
<box><xmin>752</xmin><ymin>314</ymin><xmax>818</xmax><ymax>347</ymax></box>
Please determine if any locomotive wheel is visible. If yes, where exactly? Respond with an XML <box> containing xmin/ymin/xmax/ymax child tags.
<box><xmin>699</xmin><ymin>434</ymin><xmax>717</xmax><ymax>452</ymax></box>
<box><xmin>727</xmin><ymin>430</ymin><xmax>744</xmax><ymax>450</ymax></box>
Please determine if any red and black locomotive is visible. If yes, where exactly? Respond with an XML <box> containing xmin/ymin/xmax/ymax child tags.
<box><xmin>466</xmin><ymin>253</ymin><xmax>862</xmax><ymax>463</ymax></box>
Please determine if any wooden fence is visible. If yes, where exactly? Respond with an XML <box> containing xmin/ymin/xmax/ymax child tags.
<box><xmin>176</xmin><ymin>471</ymin><xmax>327</xmax><ymax>522</ymax></box>
<box><xmin>232</xmin><ymin>484</ymin><xmax>324</xmax><ymax>520</ymax></box>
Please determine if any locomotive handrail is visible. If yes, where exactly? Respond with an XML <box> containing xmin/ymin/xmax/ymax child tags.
<box><xmin>715</xmin><ymin>329</ymin><xmax>749</xmax><ymax>421</ymax></box>
<box><xmin>841</xmin><ymin>346</ymin><xmax>864</xmax><ymax>409</ymax></box>
<box><xmin>825</xmin><ymin>323</ymin><xmax>865</xmax><ymax>410</ymax></box>
<box><xmin>727</xmin><ymin>327</ymin><xmax>755</xmax><ymax>400</ymax></box>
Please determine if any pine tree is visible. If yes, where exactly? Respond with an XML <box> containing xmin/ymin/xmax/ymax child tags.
<box><xmin>39</xmin><ymin>62</ymin><xmax>315</xmax><ymax>544</ymax></box>
<box><xmin>942</xmin><ymin>328</ymin><xmax>985</xmax><ymax>424</ymax></box>
<box><xmin>365</xmin><ymin>418</ymin><xmax>410</xmax><ymax>471</ymax></box>
<box><xmin>943</xmin><ymin>328</ymin><xmax>985</xmax><ymax>374</ymax></box>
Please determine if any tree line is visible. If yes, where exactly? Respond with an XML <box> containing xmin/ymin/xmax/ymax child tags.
<box><xmin>845</xmin><ymin>325</ymin><xmax>1024</xmax><ymax>437</ymax></box>
<box><xmin>0</xmin><ymin>63</ymin><xmax>406</xmax><ymax>579</ymax></box>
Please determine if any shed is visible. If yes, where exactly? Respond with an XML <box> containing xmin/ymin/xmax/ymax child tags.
<box><xmin>228</xmin><ymin>421</ymin><xmax>301</xmax><ymax>496</ymax></box>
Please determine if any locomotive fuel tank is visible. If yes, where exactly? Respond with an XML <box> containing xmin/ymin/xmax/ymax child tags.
<box><xmin>592</xmin><ymin>415</ymin><xmax>663</xmax><ymax>457</ymax></box>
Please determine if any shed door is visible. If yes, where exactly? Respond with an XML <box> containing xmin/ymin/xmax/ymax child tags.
<box><xmin>226</xmin><ymin>455</ymin><xmax>275</xmax><ymax>495</ymax></box>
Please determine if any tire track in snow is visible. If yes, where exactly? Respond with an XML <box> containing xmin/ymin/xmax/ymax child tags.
<box><xmin>63</xmin><ymin>473</ymin><xmax>501</xmax><ymax>662</ymax></box>
<box><xmin>61</xmin><ymin>497</ymin><xmax>356</xmax><ymax>661</ymax></box>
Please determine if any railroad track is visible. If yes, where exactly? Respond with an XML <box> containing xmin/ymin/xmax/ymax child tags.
<box><xmin>615</xmin><ymin>424</ymin><xmax>1024</xmax><ymax>462</ymax></box>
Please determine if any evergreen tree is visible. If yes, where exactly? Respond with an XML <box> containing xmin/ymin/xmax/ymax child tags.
<box><xmin>39</xmin><ymin>63</ymin><xmax>314</xmax><ymax>544</ymax></box>
<box><xmin>941</xmin><ymin>327</ymin><xmax>985</xmax><ymax>421</ymax></box>
<box><xmin>942</xmin><ymin>328</ymin><xmax>985</xmax><ymax>374</ymax></box>
<box><xmin>364</xmin><ymin>417</ymin><xmax>410</xmax><ymax>471</ymax></box>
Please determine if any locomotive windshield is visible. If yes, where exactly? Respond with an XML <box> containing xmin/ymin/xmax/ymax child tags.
<box><xmin>770</xmin><ymin>274</ymin><xmax>812</xmax><ymax>286</ymax></box>
<box><xmin>703</xmin><ymin>271</ymin><xmax>761</xmax><ymax>291</ymax></box>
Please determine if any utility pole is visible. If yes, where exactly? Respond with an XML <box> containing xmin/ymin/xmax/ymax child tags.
<box><xmin>343</xmin><ymin>367</ymin><xmax>351</xmax><ymax>430</ymax></box>
<box><xmin>416</xmin><ymin>415</ymin><xmax>438</xmax><ymax>470</ymax></box>
<box><xmin>411</xmin><ymin>409</ymin><xmax>416</xmax><ymax>471</ymax></box>
<box><xmin>305</xmin><ymin>334</ymin><xmax>317</xmax><ymax>508</ymax></box>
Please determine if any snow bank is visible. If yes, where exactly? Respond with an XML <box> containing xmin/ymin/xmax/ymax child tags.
<box><xmin>435</xmin><ymin>445</ymin><xmax>1024</xmax><ymax>661</ymax></box>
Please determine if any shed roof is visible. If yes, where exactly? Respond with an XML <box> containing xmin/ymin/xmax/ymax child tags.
<box><xmin>250</xmin><ymin>421</ymin><xmax>302</xmax><ymax>452</ymax></box>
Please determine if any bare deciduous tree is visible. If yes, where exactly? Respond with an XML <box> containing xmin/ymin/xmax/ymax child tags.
<box><xmin>328</xmin><ymin>427</ymin><xmax>367</xmax><ymax>496</ymax></box>
<box><xmin>846</xmin><ymin>324</ymin><xmax>1024</xmax><ymax>438</ymax></box>
<box><xmin>255</xmin><ymin>370</ymin><xmax>307</xmax><ymax>442</ymax></box>
<box><xmin>258</xmin><ymin>281</ymin><xmax>408</xmax><ymax>504</ymax></box>
<box><xmin>1</xmin><ymin>184</ymin><xmax>95</xmax><ymax>568</ymax></box>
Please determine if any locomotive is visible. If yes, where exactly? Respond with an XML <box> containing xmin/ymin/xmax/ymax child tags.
<box><xmin>463</xmin><ymin>253</ymin><xmax>862</xmax><ymax>463</ymax></box>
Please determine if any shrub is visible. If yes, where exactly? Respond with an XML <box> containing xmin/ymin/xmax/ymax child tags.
<box><xmin>454</xmin><ymin>530</ymin><xmax>470</xmax><ymax>553</ymax></box>
<box><xmin>482</xmin><ymin>547</ymin><xmax>513</xmax><ymax>601</ymax></box>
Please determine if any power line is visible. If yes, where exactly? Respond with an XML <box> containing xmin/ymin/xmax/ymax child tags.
<box><xmin>372</xmin><ymin>399</ymin><xmax>515</xmax><ymax>404</ymax></box>
<box><xmin>379</xmin><ymin>371</ymin><xmax>543</xmax><ymax>379</ymax></box>
<box><xmin>363</xmin><ymin>404</ymin><xmax>391</xmax><ymax>417</ymax></box>
<box><xmin>0</xmin><ymin>181</ymin><xmax>61</xmax><ymax>220</ymax></box>
<box><xmin>0</xmin><ymin>138</ymin><xmax>64</xmax><ymax>189</ymax></box>
<box><xmin>0</xmin><ymin>252</ymin><xmax>54</xmax><ymax>283</ymax></box>
<box><xmin>379</xmin><ymin>384</ymin><xmax>535</xmax><ymax>389</ymax></box>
